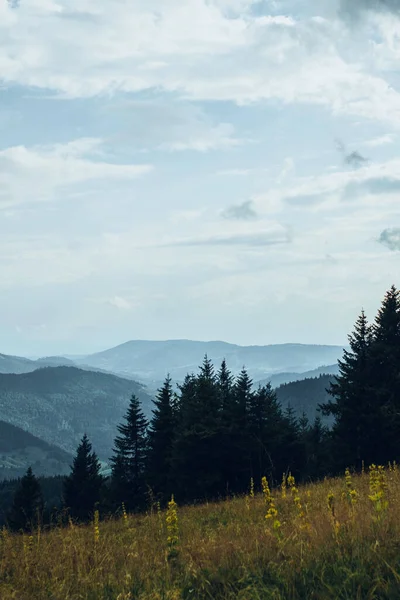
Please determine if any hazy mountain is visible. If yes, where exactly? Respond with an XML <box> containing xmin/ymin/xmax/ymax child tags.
<box><xmin>0</xmin><ymin>366</ymin><xmax>153</xmax><ymax>461</ymax></box>
<box><xmin>75</xmin><ymin>339</ymin><xmax>345</xmax><ymax>382</ymax></box>
<box><xmin>0</xmin><ymin>420</ymin><xmax>73</xmax><ymax>480</ymax></box>
<box><xmin>256</xmin><ymin>363</ymin><xmax>340</xmax><ymax>389</ymax></box>
<box><xmin>0</xmin><ymin>353</ymin><xmax>75</xmax><ymax>375</ymax></box>
<box><xmin>274</xmin><ymin>374</ymin><xmax>335</xmax><ymax>425</ymax></box>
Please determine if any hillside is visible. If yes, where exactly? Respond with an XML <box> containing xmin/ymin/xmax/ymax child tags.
<box><xmin>75</xmin><ymin>339</ymin><xmax>345</xmax><ymax>382</ymax></box>
<box><xmin>0</xmin><ymin>366</ymin><xmax>153</xmax><ymax>461</ymax></box>
<box><xmin>0</xmin><ymin>421</ymin><xmax>72</xmax><ymax>479</ymax></box>
<box><xmin>275</xmin><ymin>373</ymin><xmax>335</xmax><ymax>424</ymax></box>
<box><xmin>2</xmin><ymin>468</ymin><xmax>400</xmax><ymax>599</ymax></box>
<box><xmin>257</xmin><ymin>363</ymin><xmax>340</xmax><ymax>389</ymax></box>
<box><xmin>0</xmin><ymin>353</ymin><xmax>74</xmax><ymax>374</ymax></box>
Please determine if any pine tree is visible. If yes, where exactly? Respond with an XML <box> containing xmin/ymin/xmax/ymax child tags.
<box><xmin>320</xmin><ymin>309</ymin><xmax>377</xmax><ymax>470</ymax></box>
<box><xmin>63</xmin><ymin>433</ymin><xmax>104</xmax><ymax>522</ymax></box>
<box><xmin>110</xmin><ymin>394</ymin><xmax>148</xmax><ymax>511</ymax></box>
<box><xmin>147</xmin><ymin>376</ymin><xmax>176</xmax><ymax>502</ymax></box>
<box><xmin>171</xmin><ymin>357</ymin><xmax>223</xmax><ymax>501</ymax></box>
<box><xmin>307</xmin><ymin>415</ymin><xmax>330</xmax><ymax>480</ymax></box>
<box><xmin>217</xmin><ymin>358</ymin><xmax>234</xmax><ymax>415</ymax></box>
<box><xmin>8</xmin><ymin>467</ymin><xmax>43</xmax><ymax>532</ymax></box>
<box><xmin>229</xmin><ymin>367</ymin><xmax>254</xmax><ymax>491</ymax></box>
<box><xmin>247</xmin><ymin>383</ymin><xmax>287</xmax><ymax>486</ymax></box>
<box><xmin>217</xmin><ymin>359</ymin><xmax>236</xmax><ymax>494</ymax></box>
<box><xmin>369</xmin><ymin>285</ymin><xmax>400</xmax><ymax>461</ymax></box>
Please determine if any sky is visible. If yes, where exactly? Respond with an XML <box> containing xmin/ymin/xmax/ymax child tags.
<box><xmin>0</xmin><ymin>0</ymin><xmax>400</xmax><ymax>357</ymax></box>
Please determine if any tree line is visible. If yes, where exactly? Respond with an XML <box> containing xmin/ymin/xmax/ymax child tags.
<box><xmin>7</xmin><ymin>284</ymin><xmax>400</xmax><ymax>531</ymax></box>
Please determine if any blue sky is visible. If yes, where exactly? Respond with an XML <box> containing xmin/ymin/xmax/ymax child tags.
<box><xmin>0</xmin><ymin>0</ymin><xmax>400</xmax><ymax>356</ymax></box>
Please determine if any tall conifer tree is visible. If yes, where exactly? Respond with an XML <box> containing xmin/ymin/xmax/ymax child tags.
<box><xmin>110</xmin><ymin>394</ymin><xmax>148</xmax><ymax>511</ymax></box>
<box><xmin>8</xmin><ymin>467</ymin><xmax>43</xmax><ymax>532</ymax></box>
<box><xmin>320</xmin><ymin>309</ymin><xmax>377</xmax><ymax>469</ymax></box>
<box><xmin>369</xmin><ymin>285</ymin><xmax>400</xmax><ymax>460</ymax></box>
<box><xmin>63</xmin><ymin>433</ymin><xmax>104</xmax><ymax>522</ymax></box>
<box><xmin>147</xmin><ymin>376</ymin><xmax>176</xmax><ymax>502</ymax></box>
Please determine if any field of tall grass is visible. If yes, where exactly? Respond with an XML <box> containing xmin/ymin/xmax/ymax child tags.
<box><xmin>1</xmin><ymin>464</ymin><xmax>400</xmax><ymax>599</ymax></box>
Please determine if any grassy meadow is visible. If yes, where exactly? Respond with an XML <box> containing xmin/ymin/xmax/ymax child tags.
<box><xmin>1</xmin><ymin>465</ymin><xmax>400</xmax><ymax>599</ymax></box>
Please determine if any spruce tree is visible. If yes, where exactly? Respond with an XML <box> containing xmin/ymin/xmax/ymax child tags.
<box><xmin>230</xmin><ymin>367</ymin><xmax>254</xmax><ymax>491</ymax></box>
<box><xmin>247</xmin><ymin>383</ymin><xmax>287</xmax><ymax>486</ymax></box>
<box><xmin>147</xmin><ymin>376</ymin><xmax>176</xmax><ymax>502</ymax></box>
<box><xmin>217</xmin><ymin>358</ymin><xmax>234</xmax><ymax>415</ymax></box>
<box><xmin>110</xmin><ymin>394</ymin><xmax>148</xmax><ymax>511</ymax></box>
<box><xmin>63</xmin><ymin>433</ymin><xmax>104</xmax><ymax>522</ymax></box>
<box><xmin>217</xmin><ymin>359</ymin><xmax>236</xmax><ymax>494</ymax></box>
<box><xmin>369</xmin><ymin>285</ymin><xmax>400</xmax><ymax>461</ymax></box>
<box><xmin>320</xmin><ymin>309</ymin><xmax>377</xmax><ymax>470</ymax></box>
<box><xmin>8</xmin><ymin>467</ymin><xmax>43</xmax><ymax>532</ymax></box>
<box><xmin>171</xmin><ymin>357</ymin><xmax>223</xmax><ymax>501</ymax></box>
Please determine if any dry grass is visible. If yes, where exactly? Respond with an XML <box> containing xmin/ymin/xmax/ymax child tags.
<box><xmin>1</xmin><ymin>465</ymin><xmax>400</xmax><ymax>599</ymax></box>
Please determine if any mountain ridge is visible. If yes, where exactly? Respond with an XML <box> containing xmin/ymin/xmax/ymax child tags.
<box><xmin>74</xmin><ymin>339</ymin><xmax>346</xmax><ymax>382</ymax></box>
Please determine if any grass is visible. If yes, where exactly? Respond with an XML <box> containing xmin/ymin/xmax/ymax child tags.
<box><xmin>1</xmin><ymin>465</ymin><xmax>400</xmax><ymax>599</ymax></box>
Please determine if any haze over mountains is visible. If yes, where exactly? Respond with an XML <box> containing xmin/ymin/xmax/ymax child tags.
<box><xmin>72</xmin><ymin>339</ymin><xmax>345</xmax><ymax>385</ymax></box>
<box><xmin>0</xmin><ymin>367</ymin><xmax>152</xmax><ymax>461</ymax></box>
<box><xmin>0</xmin><ymin>339</ymin><xmax>344</xmax><ymax>479</ymax></box>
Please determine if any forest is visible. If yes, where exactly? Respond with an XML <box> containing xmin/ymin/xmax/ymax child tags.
<box><xmin>4</xmin><ymin>284</ymin><xmax>400</xmax><ymax>532</ymax></box>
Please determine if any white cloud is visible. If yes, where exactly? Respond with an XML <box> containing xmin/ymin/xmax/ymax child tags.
<box><xmin>216</xmin><ymin>168</ymin><xmax>252</xmax><ymax>176</ymax></box>
<box><xmin>108</xmin><ymin>296</ymin><xmax>132</xmax><ymax>310</ymax></box>
<box><xmin>1</xmin><ymin>1</ymin><xmax>400</xmax><ymax>127</ymax></box>
<box><xmin>0</xmin><ymin>138</ymin><xmax>153</xmax><ymax>207</ymax></box>
<box><xmin>159</xmin><ymin>123</ymin><xmax>240</xmax><ymax>152</ymax></box>
<box><xmin>363</xmin><ymin>133</ymin><xmax>396</xmax><ymax>147</ymax></box>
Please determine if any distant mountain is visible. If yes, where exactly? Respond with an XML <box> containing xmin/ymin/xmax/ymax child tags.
<box><xmin>0</xmin><ymin>366</ymin><xmax>153</xmax><ymax>461</ymax></box>
<box><xmin>0</xmin><ymin>353</ymin><xmax>74</xmax><ymax>375</ymax></box>
<box><xmin>274</xmin><ymin>374</ymin><xmax>336</xmax><ymax>425</ymax></box>
<box><xmin>256</xmin><ymin>363</ymin><xmax>340</xmax><ymax>389</ymax></box>
<box><xmin>0</xmin><ymin>420</ymin><xmax>73</xmax><ymax>480</ymax></box>
<box><xmin>75</xmin><ymin>339</ymin><xmax>346</xmax><ymax>383</ymax></box>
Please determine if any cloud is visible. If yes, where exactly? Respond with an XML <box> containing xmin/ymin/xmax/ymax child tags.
<box><xmin>161</xmin><ymin>228</ymin><xmax>292</xmax><ymax>247</ymax></box>
<box><xmin>283</xmin><ymin>192</ymin><xmax>327</xmax><ymax>207</ymax></box>
<box><xmin>378</xmin><ymin>228</ymin><xmax>400</xmax><ymax>251</ymax></box>
<box><xmin>2</xmin><ymin>1</ymin><xmax>400</xmax><ymax>128</ymax></box>
<box><xmin>344</xmin><ymin>150</ymin><xmax>369</xmax><ymax>169</ymax></box>
<box><xmin>339</xmin><ymin>0</ymin><xmax>400</xmax><ymax>20</ymax></box>
<box><xmin>363</xmin><ymin>134</ymin><xmax>395</xmax><ymax>147</ymax></box>
<box><xmin>216</xmin><ymin>168</ymin><xmax>252</xmax><ymax>176</ymax></box>
<box><xmin>160</xmin><ymin>123</ymin><xmax>240</xmax><ymax>152</ymax></box>
<box><xmin>344</xmin><ymin>176</ymin><xmax>400</xmax><ymax>199</ymax></box>
<box><xmin>106</xmin><ymin>100</ymin><xmax>241</xmax><ymax>152</ymax></box>
<box><xmin>0</xmin><ymin>138</ymin><xmax>153</xmax><ymax>207</ymax></box>
<box><xmin>335</xmin><ymin>139</ymin><xmax>369</xmax><ymax>169</ymax></box>
<box><xmin>221</xmin><ymin>200</ymin><xmax>258</xmax><ymax>220</ymax></box>
<box><xmin>108</xmin><ymin>296</ymin><xmax>132</xmax><ymax>310</ymax></box>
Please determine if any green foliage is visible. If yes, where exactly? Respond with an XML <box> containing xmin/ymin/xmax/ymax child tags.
<box><xmin>146</xmin><ymin>376</ymin><xmax>176</xmax><ymax>503</ymax></box>
<box><xmin>110</xmin><ymin>394</ymin><xmax>148</xmax><ymax>511</ymax></box>
<box><xmin>63</xmin><ymin>434</ymin><xmax>104</xmax><ymax>522</ymax></box>
<box><xmin>7</xmin><ymin>466</ymin><xmax>43</xmax><ymax>532</ymax></box>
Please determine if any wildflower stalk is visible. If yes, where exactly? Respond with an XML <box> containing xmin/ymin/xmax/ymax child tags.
<box><xmin>287</xmin><ymin>473</ymin><xmax>310</xmax><ymax>532</ymax></box>
<box><xmin>166</xmin><ymin>495</ymin><xmax>179</xmax><ymax>560</ymax></box>
<box><xmin>327</xmin><ymin>492</ymin><xmax>340</xmax><ymax>538</ymax></box>
<box><xmin>281</xmin><ymin>473</ymin><xmax>287</xmax><ymax>499</ymax></box>
<box><xmin>261</xmin><ymin>476</ymin><xmax>281</xmax><ymax>535</ymax></box>
<box><xmin>93</xmin><ymin>510</ymin><xmax>100</xmax><ymax>544</ymax></box>
<box><xmin>343</xmin><ymin>467</ymin><xmax>358</xmax><ymax>516</ymax></box>
<box><xmin>250</xmin><ymin>477</ymin><xmax>255</xmax><ymax>499</ymax></box>
<box><xmin>122</xmin><ymin>503</ymin><xmax>128</xmax><ymax>527</ymax></box>
<box><xmin>369</xmin><ymin>464</ymin><xmax>389</xmax><ymax>524</ymax></box>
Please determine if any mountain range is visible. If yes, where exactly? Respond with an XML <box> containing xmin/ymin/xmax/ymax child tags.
<box><xmin>0</xmin><ymin>420</ymin><xmax>73</xmax><ymax>480</ymax></box>
<box><xmin>0</xmin><ymin>366</ymin><xmax>152</xmax><ymax>461</ymax></box>
<box><xmin>72</xmin><ymin>339</ymin><xmax>345</xmax><ymax>384</ymax></box>
<box><xmin>0</xmin><ymin>340</ymin><xmax>344</xmax><ymax>479</ymax></box>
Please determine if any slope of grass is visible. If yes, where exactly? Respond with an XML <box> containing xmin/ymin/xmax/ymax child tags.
<box><xmin>1</xmin><ymin>466</ymin><xmax>400</xmax><ymax>599</ymax></box>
